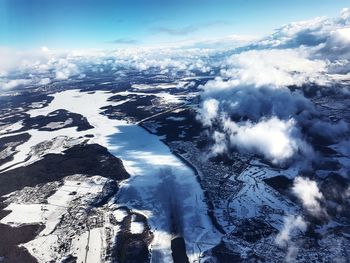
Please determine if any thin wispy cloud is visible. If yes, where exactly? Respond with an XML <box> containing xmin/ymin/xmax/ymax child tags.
<box><xmin>152</xmin><ymin>20</ymin><xmax>232</xmax><ymax>36</ymax></box>
<box><xmin>109</xmin><ymin>38</ymin><xmax>139</xmax><ymax>44</ymax></box>
<box><xmin>153</xmin><ymin>25</ymin><xmax>198</xmax><ymax>36</ymax></box>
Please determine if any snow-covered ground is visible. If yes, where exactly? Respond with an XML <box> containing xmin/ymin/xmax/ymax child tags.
<box><xmin>42</xmin><ymin>118</ymin><xmax>73</xmax><ymax>129</ymax></box>
<box><xmin>0</xmin><ymin>90</ymin><xmax>122</xmax><ymax>171</ymax></box>
<box><xmin>1</xmin><ymin>176</ymin><xmax>107</xmax><ymax>227</ymax></box>
<box><xmin>0</xmin><ymin>89</ymin><xmax>220</xmax><ymax>262</ymax></box>
<box><xmin>0</xmin><ymin>121</ymin><xmax>24</xmax><ymax>135</ymax></box>
<box><xmin>1</xmin><ymin>175</ymin><xmax>111</xmax><ymax>262</ymax></box>
<box><xmin>228</xmin><ymin>166</ymin><xmax>298</xmax><ymax>228</ymax></box>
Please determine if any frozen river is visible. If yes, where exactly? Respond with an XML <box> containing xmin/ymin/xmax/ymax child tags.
<box><xmin>108</xmin><ymin>123</ymin><xmax>220</xmax><ymax>262</ymax></box>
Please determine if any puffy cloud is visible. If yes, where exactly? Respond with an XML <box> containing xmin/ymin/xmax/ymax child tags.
<box><xmin>0</xmin><ymin>46</ymin><xmax>56</xmax><ymax>77</ymax></box>
<box><xmin>220</xmin><ymin>117</ymin><xmax>311</xmax><ymax>165</ymax></box>
<box><xmin>110</xmin><ymin>47</ymin><xmax>216</xmax><ymax>74</ymax></box>
<box><xmin>54</xmin><ymin>58</ymin><xmax>80</xmax><ymax>80</ymax></box>
<box><xmin>248</xmin><ymin>8</ymin><xmax>350</xmax><ymax>75</ymax></box>
<box><xmin>211</xmin><ymin>131</ymin><xmax>228</xmax><ymax>155</ymax></box>
<box><xmin>256</xmin><ymin>16</ymin><xmax>331</xmax><ymax>49</ymax></box>
<box><xmin>225</xmin><ymin>118</ymin><xmax>298</xmax><ymax>161</ymax></box>
<box><xmin>255</xmin><ymin>8</ymin><xmax>350</xmax><ymax>51</ymax></box>
<box><xmin>197</xmin><ymin>73</ymin><xmax>316</xmax><ymax>164</ymax></box>
<box><xmin>0</xmin><ymin>77</ymin><xmax>52</xmax><ymax>91</ymax></box>
<box><xmin>200</xmin><ymin>81</ymin><xmax>314</xmax><ymax>122</ymax></box>
<box><xmin>0</xmin><ymin>47</ymin><xmax>20</xmax><ymax>76</ymax></box>
<box><xmin>198</xmin><ymin>98</ymin><xmax>219</xmax><ymax>127</ymax></box>
<box><xmin>2</xmin><ymin>79</ymin><xmax>32</xmax><ymax>90</ymax></box>
<box><xmin>41</xmin><ymin>46</ymin><xmax>50</xmax><ymax>52</ymax></box>
<box><xmin>317</xmin><ymin>27</ymin><xmax>350</xmax><ymax>65</ymax></box>
<box><xmin>196</xmin><ymin>8</ymin><xmax>350</xmax><ymax>165</ymax></box>
<box><xmin>0</xmin><ymin>46</ymin><xmax>219</xmax><ymax>93</ymax></box>
<box><xmin>222</xmin><ymin>49</ymin><xmax>328</xmax><ymax>87</ymax></box>
<box><xmin>38</xmin><ymin>78</ymin><xmax>51</xmax><ymax>85</ymax></box>
<box><xmin>292</xmin><ymin>177</ymin><xmax>325</xmax><ymax>217</ymax></box>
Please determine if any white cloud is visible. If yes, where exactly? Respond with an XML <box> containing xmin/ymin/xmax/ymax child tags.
<box><xmin>285</xmin><ymin>245</ymin><xmax>299</xmax><ymax>263</ymax></box>
<box><xmin>251</xmin><ymin>8</ymin><xmax>350</xmax><ymax>76</ymax></box>
<box><xmin>54</xmin><ymin>58</ymin><xmax>80</xmax><ymax>80</ymax></box>
<box><xmin>195</xmin><ymin>8</ymin><xmax>350</xmax><ymax>165</ymax></box>
<box><xmin>292</xmin><ymin>177</ymin><xmax>325</xmax><ymax>216</ymax></box>
<box><xmin>276</xmin><ymin>215</ymin><xmax>307</xmax><ymax>246</ymax></box>
<box><xmin>275</xmin><ymin>215</ymin><xmax>307</xmax><ymax>262</ymax></box>
<box><xmin>256</xmin><ymin>8</ymin><xmax>350</xmax><ymax>52</ymax></box>
<box><xmin>168</xmin><ymin>34</ymin><xmax>258</xmax><ymax>50</ymax></box>
<box><xmin>38</xmin><ymin>78</ymin><xmax>51</xmax><ymax>85</ymax></box>
<box><xmin>0</xmin><ymin>47</ymin><xmax>19</xmax><ymax>76</ymax></box>
<box><xmin>222</xmin><ymin>49</ymin><xmax>328</xmax><ymax>87</ymax></box>
<box><xmin>211</xmin><ymin>131</ymin><xmax>228</xmax><ymax>155</ymax></box>
<box><xmin>198</xmin><ymin>98</ymin><xmax>219</xmax><ymax>127</ymax></box>
<box><xmin>2</xmin><ymin>79</ymin><xmax>32</xmax><ymax>90</ymax></box>
<box><xmin>200</xmin><ymin>79</ymin><xmax>314</xmax><ymax>122</ymax></box>
<box><xmin>55</xmin><ymin>71</ymin><xmax>69</xmax><ymax>80</ymax></box>
<box><xmin>221</xmin><ymin>117</ymin><xmax>311</xmax><ymax>165</ymax></box>
<box><xmin>197</xmin><ymin>76</ymin><xmax>316</xmax><ymax>164</ymax></box>
<box><xmin>275</xmin><ymin>215</ymin><xmax>307</xmax><ymax>263</ymax></box>
<box><xmin>41</xmin><ymin>46</ymin><xmax>50</xmax><ymax>52</ymax></box>
<box><xmin>0</xmin><ymin>46</ymin><xmax>55</xmax><ymax>76</ymax></box>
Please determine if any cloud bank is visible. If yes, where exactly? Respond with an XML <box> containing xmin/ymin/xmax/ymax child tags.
<box><xmin>0</xmin><ymin>47</ymin><xmax>217</xmax><ymax>91</ymax></box>
<box><xmin>196</xmin><ymin>8</ymin><xmax>350</xmax><ymax>165</ymax></box>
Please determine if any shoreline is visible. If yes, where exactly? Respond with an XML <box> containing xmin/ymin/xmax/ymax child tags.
<box><xmin>139</xmin><ymin>123</ymin><xmax>226</xmax><ymax>235</ymax></box>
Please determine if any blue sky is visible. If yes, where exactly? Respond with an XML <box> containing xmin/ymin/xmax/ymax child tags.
<box><xmin>1</xmin><ymin>0</ymin><xmax>349</xmax><ymax>49</ymax></box>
